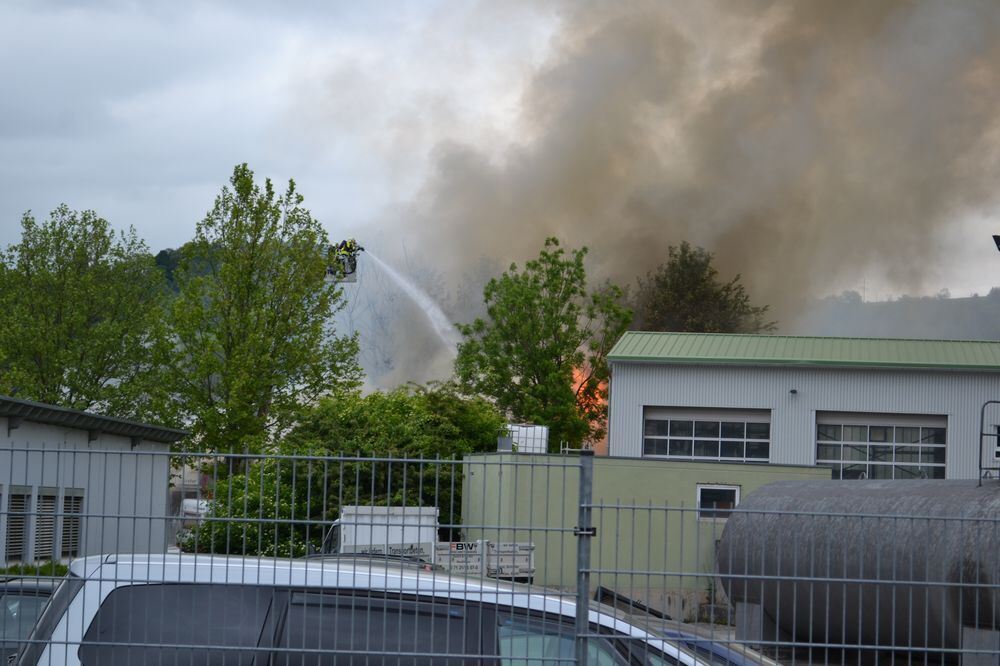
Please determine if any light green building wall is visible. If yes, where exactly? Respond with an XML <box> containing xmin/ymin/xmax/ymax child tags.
<box><xmin>461</xmin><ymin>454</ymin><xmax>829</xmax><ymax>620</ymax></box>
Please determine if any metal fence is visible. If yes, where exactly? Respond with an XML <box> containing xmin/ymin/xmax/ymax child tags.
<box><xmin>2</xmin><ymin>444</ymin><xmax>999</xmax><ymax>664</ymax></box>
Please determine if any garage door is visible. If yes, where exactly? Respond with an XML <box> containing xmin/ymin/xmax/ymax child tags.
<box><xmin>815</xmin><ymin>412</ymin><xmax>946</xmax><ymax>479</ymax></box>
<box><xmin>642</xmin><ymin>407</ymin><xmax>771</xmax><ymax>463</ymax></box>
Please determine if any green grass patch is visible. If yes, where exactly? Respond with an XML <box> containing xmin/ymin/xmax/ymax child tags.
<box><xmin>0</xmin><ymin>561</ymin><xmax>69</xmax><ymax>577</ymax></box>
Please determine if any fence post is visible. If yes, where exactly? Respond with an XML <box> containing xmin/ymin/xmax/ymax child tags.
<box><xmin>575</xmin><ymin>450</ymin><xmax>595</xmax><ymax>665</ymax></box>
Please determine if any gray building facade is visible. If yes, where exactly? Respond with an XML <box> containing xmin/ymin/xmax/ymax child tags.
<box><xmin>608</xmin><ymin>333</ymin><xmax>1000</xmax><ymax>480</ymax></box>
<box><xmin>0</xmin><ymin>396</ymin><xmax>187</xmax><ymax>564</ymax></box>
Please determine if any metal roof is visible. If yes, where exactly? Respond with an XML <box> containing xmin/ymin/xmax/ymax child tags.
<box><xmin>608</xmin><ymin>331</ymin><xmax>1000</xmax><ymax>371</ymax></box>
<box><xmin>0</xmin><ymin>395</ymin><xmax>189</xmax><ymax>444</ymax></box>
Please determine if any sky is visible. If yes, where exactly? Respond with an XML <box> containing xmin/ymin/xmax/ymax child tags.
<box><xmin>2</xmin><ymin>0</ymin><xmax>999</xmax><ymax>306</ymax></box>
<box><xmin>0</xmin><ymin>1</ymin><xmax>556</xmax><ymax>250</ymax></box>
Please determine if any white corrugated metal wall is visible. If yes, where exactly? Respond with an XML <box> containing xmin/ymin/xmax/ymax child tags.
<box><xmin>608</xmin><ymin>362</ymin><xmax>1000</xmax><ymax>479</ymax></box>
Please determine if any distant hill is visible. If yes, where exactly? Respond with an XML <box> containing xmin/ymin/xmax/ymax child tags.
<box><xmin>154</xmin><ymin>248</ymin><xmax>181</xmax><ymax>292</ymax></box>
<box><xmin>790</xmin><ymin>290</ymin><xmax>1000</xmax><ymax>341</ymax></box>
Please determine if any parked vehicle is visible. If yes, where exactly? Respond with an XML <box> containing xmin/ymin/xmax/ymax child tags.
<box><xmin>321</xmin><ymin>505</ymin><xmax>440</xmax><ymax>556</ymax></box>
<box><xmin>1</xmin><ymin>578</ymin><xmax>57</xmax><ymax>663</ymax></box>
<box><xmin>321</xmin><ymin>505</ymin><xmax>536</xmax><ymax>581</ymax></box>
<box><xmin>180</xmin><ymin>498</ymin><xmax>209</xmax><ymax>526</ymax></box>
<box><xmin>19</xmin><ymin>553</ymin><xmax>709</xmax><ymax>665</ymax></box>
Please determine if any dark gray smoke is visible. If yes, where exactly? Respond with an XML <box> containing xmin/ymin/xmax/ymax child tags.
<box><xmin>394</xmin><ymin>0</ymin><xmax>1000</xmax><ymax>328</ymax></box>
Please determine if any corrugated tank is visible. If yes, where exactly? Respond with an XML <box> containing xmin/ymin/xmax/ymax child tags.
<box><xmin>717</xmin><ymin>480</ymin><xmax>1000</xmax><ymax>651</ymax></box>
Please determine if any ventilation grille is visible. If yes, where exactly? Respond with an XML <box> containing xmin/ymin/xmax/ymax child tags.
<box><xmin>6</xmin><ymin>493</ymin><xmax>30</xmax><ymax>563</ymax></box>
<box><xmin>62</xmin><ymin>493</ymin><xmax>84</xmax><ymax>558</ymax></box>
<box><xmin>33</xmin><ymin>494</ymin><xmax>57</xmax><ymax>561</ymax></box>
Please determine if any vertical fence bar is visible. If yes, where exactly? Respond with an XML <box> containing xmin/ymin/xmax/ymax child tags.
<box><xmin>575</xmin><ymin>450</ymin><xmax>595</xmax><ymax>665</ymax></box>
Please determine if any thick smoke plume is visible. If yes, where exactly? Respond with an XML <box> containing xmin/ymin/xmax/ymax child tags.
<box><xmin>395</xmin><ymin>0</ymin><xmax>1000</xmax><ymax>328</ymax></box>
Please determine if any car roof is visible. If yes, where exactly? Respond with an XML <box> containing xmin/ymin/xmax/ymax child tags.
<box><xmin>70</xmin><ymin>553</ymin><xmax>522</xmax><ymax>593</ymax></box>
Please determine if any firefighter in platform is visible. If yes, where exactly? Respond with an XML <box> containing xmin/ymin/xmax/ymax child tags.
<box><xmin>328</xmin><ymin>238</ymin><xmax>365</xmax><ymax>277</ymax></box>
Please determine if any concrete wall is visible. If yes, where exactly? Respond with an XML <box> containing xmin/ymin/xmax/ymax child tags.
<box><xmin>0</xmin><ymin>417</ymin><xmax>171</xmax><ymax>562</ymax></box>
<box><xmin>608</xmin><ymin>362</ymin><xmax>1000</xmax><ymax>479</ymax></box>
<box><xmin>461</xmin><ymin>453</ymin><xmax>829</xmax><ymax>620</ymax></box>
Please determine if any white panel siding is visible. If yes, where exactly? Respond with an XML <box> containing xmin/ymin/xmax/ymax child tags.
<box><xmin>608</xmin><ymin>362</ymin><xmax>1000</xmax><ymax>479</ymax></box>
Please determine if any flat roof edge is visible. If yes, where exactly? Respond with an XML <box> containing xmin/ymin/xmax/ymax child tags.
<box><xmin>0</xmin><ymin>396</ymin><xmax>189</xmax><ymax>444</ymax></box>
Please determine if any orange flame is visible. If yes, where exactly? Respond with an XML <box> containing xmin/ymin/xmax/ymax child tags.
<box><xmin>573</xmin><ymin>366</ymin><xmax>608</xmax><ymax>455</ymax></box>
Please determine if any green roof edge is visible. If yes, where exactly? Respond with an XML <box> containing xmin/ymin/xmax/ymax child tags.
<box><xmin>607</xmin><ymin>355</ymin><xmax>1000</xmax><ymax>371</ymax></box>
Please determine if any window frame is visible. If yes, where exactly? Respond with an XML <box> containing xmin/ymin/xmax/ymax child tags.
<box><xmin>696</xmin><ymin>484</ymin><xmax>740</xmax><ymax>522</ymax></box>
<box><xmin>815</xmin><ymin>419</ymin><xmax>947</xmax><ymax>480</ymax></box>
<box><xmin>643</xmin><ymin>415</ymin><xmax>771</xmax><ymax>464</ymax></box>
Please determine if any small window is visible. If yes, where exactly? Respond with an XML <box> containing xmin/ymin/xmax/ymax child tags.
<box><xmin>694</xmin><ymin>421</ymin><xmax>720</xmax><ymax>438</ymax></box>
<box><xmin>843</xmin><ymin>425</ymin><xmax>867</xmax><ymax>442</ymax></box>
<box><xmin>643</xmin><ymin>420</ymin><xmax>669</xmax><ymax>437</ymax></box>
<box><xmin>922</xmin><ymin>427</ymin><xmax>946</xmax><ymax>445</ymax></box>
<box><xmin>720</xmin><ymin>441</ymin><xmax>744</xmax><ymax>458</ymax></box>
<box><xmin>668</xmin><ymin>439</ymin><xmax>692</xmax><ymax>456</ymax></box>
<box><xmin>668</xmin><ymin>421</ymin><xmax>693</xmax><ymax>437</ymax></box>
<box><xmin>745</xmin><ymin>441</ymin><xmax>770</xmax><ymax>460</ymax></box>
<box><xmin>643</xmin><ymin>439</ymin><xmax>668</xmax><ymax>456</ymax></box>
<box><xmin>720</xmin><ymin>422</ymin><xmax>745</xmax><ymax>439</ymax></box>
<box><xmin>693</xmin><ymin>440</ymin><xmax>719</xmax><ymax>457</ymax></box>
<box><xmin>817</xmin><ymin>424</ymin><xmax>841</xmax><ymax>441</ymax></box>
<box><xmin>869</xmin><ymin>426</ymin><xmax>891</xmax><ymax>443</ymax></box>
<box><xmin>697</xmin><ymin>485</ymin><xmax>739</xmax><ymax>520</ymax></box>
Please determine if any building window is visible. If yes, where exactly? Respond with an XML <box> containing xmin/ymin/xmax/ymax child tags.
<box><xmin>62</xmin><ymin>490</ymin><xmax>84</xmax><ymax>558</ymax></box>
<box><xmin>816</xmin><ymin>419</ymin><xmax>946</xmax><ymax>479</ymax></box>
<box><xmin>697</xmin><ymin>485</ymin><xmax>740</xmax><ymax>520</ymax></box>
<box><xmin>33</xmin><ymin>491</ymin><xmax>58</xmax><ymax>561</ymax></box>
<box><xmin>6</xmin><ymin>491</ymin><xmax>31</xmax><ymax>564</ymax></box>
<box><xmin>644</xmin><ymin>417</ymin><xmax>770</xmax><ymax>462</ymax></box>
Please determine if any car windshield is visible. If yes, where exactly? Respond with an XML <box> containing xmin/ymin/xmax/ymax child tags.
<box><xmin>0</xmin><ymin>592</ymin><xmax>49</xmax><ymax>642</ymax></box>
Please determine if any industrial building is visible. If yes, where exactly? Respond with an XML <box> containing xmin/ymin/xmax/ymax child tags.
<box><xmin>607</xmin><ymin>332</ymin><xmax>1000</xmax><ymax>480</ymax></box>
<box><xmin>0</xmin><ymin>395</ymin><xmax>187</xmax><ymax>564</ymax></box>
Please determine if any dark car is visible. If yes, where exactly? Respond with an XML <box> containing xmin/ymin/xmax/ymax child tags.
<box><xmin>1</xmin><ymin>578</ymin><xmax>57</xmax><ymax>663</ymax></box>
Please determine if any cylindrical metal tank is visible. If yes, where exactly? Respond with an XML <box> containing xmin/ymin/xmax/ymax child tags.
<box><xmin>717</xmin><ymin>480</ymin><xmax>1000</xmax><ymax>652</ymax></box>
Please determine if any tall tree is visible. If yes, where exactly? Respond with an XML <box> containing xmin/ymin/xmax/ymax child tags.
<box><xmin>169</xmin><ymin>164</ymin><xmax>361</xmax><ymax>452</ymax></box>
<box><xmin>0</xmin><ymin>206</ymin><xmax>173</xmax><ymax>421</ymax></box>
<box><xmin>456</xmin><ymin>238</ymin><xmax>631</xmax><ymax>449</ymax></box>
<box><xmin>633</xmin><ymin>241</ymin><xmax>776</xmax><ymax>333</ymax></box>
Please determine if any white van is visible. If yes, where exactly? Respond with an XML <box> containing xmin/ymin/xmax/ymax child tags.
<box><xmin>19</xmin><ymin>553</ymin><xmax>704</xmax><ymax>665</ymax></box>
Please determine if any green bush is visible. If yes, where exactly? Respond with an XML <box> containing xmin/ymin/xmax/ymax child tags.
<box><xmin>183</xmin><ymin>382</ymin><xmax>505</xmax><ymax>557</ymax></box>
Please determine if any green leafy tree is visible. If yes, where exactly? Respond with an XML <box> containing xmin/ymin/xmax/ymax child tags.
<box><xmin>185</xmin><ymin>382</ymin><xmax>505</xmax><ymax>556</ymax></box>
<box><xmin>0</xmin><ymin>206</ymin><xmax>173</xmax><ymax>421</ymax></box>
<box><xmin>169</xmin><ymin>164</ymin><xmax>361</xmax><ymax>453</ymax></box>
<box><xmin>633</xmin><ymin>241</ymin><xmax>776</xmax><ymax>333</ymax></box>
<box><xmin>456</xmin><ymin>238</ymin><xmax>631</xmax><ymax>449</ymax></box>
